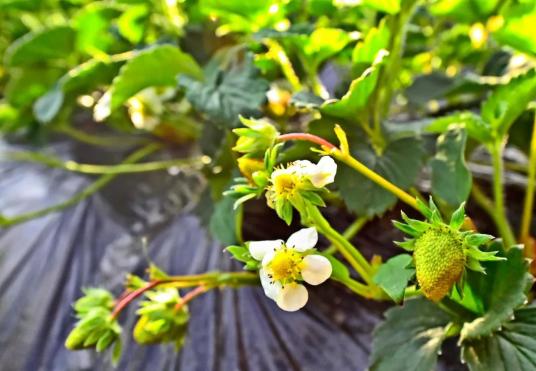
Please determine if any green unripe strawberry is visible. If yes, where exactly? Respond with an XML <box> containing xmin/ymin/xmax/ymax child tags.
<box><xmin>413</xmin><ymin>226</ymin><xmax>465</xmax><ymax>302</ymax></box>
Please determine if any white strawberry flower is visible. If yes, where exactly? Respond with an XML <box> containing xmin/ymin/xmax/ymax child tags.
<box><xmin>248</xmin><ymin>227</ymin><xmax>332</xmax><ymax>311</ymax></box>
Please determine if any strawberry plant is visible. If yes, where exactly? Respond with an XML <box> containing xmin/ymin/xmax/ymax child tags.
<box><xmin>1</xmin><ymin>0</ymin><xmax>536</xmax><ymax>370</ymax></box>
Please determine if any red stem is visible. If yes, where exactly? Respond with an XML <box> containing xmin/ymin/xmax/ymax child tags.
<box><xmin>277</xmin><ymin>133</ymin><xmax>337</xmax><ymax>150</ymax></box>
<box><xmin>174</xmin><ymin>285</ymin><xmax>208</xmax><ymax>311</ymax></box>
<box><xmin>111</xmin><ymin>280</ymin><xmax>164</xmax><ymax>319</ymax></box>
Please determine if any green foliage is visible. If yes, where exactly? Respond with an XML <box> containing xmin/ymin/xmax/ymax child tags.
<box><xmin>462</xmin><ymin>306</ymin><xmax>536</xmax><ymax>371</ymax></box>
<box><xmin>179</xmin><ymin>58</ymin><xmax>269</xmax><ymax>128</ymax></box>
<box><xmin>352</xmin><ymin>19</ymin><xmax>390</xmax><ymax>75</ymax></box>
<box><xmin>458</xmin><ymin>244</ymin><xmax>533</xmax><ymax>342</ymax></box>
<box><xmin>369</xmin><ymin>297</ymin><xmax>452</xmax><ymax>371</ymax></box>
<box><xmin>493</xmin><ymin>3</ymin><xmax>536</xmax><ymax>56</ymax></box>
<box><xmin>209</xmin><ymin>195</ymin><xmax>238</xmax><ymax>245</ymax></box>
<box><xmin>226</xmin><ymin>245</ymin><xmax>261</xmax><ymax>270</ymax></box>
<box><xmin>95</xmin><ymin>45</ymin><xmax>202</xmax><ymax>120</ymax></box>
<box><xmin>430</xmin><ymin>128</ymin><xmax>472</xmax><ymax>206</ymax></box>
<box><xmin>373</xmin><ymin>254</ymin><xmax>414</xmax><ymax>303</ymax></box>
<box><xmin>336</xmin><ymin>136</ymin><xmax>424</xmax><ymax>216</ymax></box>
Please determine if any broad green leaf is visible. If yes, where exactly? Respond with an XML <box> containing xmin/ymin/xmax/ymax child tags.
<box><xmin>95</xmin><ymin>45</ymin><xmax>202</xmax><ymax>120</ymax></box>
<box><xmin>493</xmin><ymin>3</ymin><xmax>536</xmax><ymax>56</ymax></box>
<box><xmin>370</xmin><ymin>297</ymin><xmax>451</xmax><ymax>371</ymax></box>
<box><xmin>462</xmin><ymin>306</ymin><xmax>536</xmax><ymax>371</ymax></box>
<box><xmin>321</xmin><ymin>51</ymin><xmax>387</xmax><ymax>121</ymax></box>
<box><xmin>290</xmin><ymin>91</ymin><xmax>324</xmax><ymax>109</ymax></box>
<box><xmin>34</xmin><ymin>58</ymin><xmax>120</xmax><ymax>123</ymax></box>
<box><xmin>430</xmin><ymin>0</ymin><xmax>499</xmax><ymax>23</ymax></box>
<box><xmin>481</xmin><ymin>69</ymin><xmax>536</xmax><ymax>139</ymax></box>
<box><xmin>199</xmin><ymin>0</ymin><xmax>287</xmax><ymax>35</ymax></box>
<box><xmin>209</xmin><ymin>195</ymin><xmax>237</xmax><ymax>245</ymax></box>
<box><xmin>430</xmin><ymin>128</ymin><xmax>472</xmax><ymax>206</ymax></box>
<box><xmin>373</xmin><ymin>254</ymin><xmax>414</xmax><ymax>303</ymax></box>
<box><xmin>4</xmin><ymin>26</ymin><xmax>75</xmax><ymax>67</ymax></box>
<box><xmin>459</xmin><ymin>244</ymin><xmax>533</xmax><ymax>342</ymax></box>
<box><xmin>5</xmin><ymin>66</ymin><xmax>64</xmax><ymax>108</ymax></box>
<box><xmin>336</xmin><ymin>136</ymin><xmax>424</xmax><ymax>216</ymax></box>
<box><xmin>426</xmin><ymin>111</ymin><xmax>493</xmax><ymax>144</ymax></box>
<box><xmin>352</xmin><ymin>19</ymin><xmax>390</xmax><ymax>75</ymax></box>
<box><xmin>291</xmin><ymin>28</ymin><xmax>352</xmax><ymax>70</ymax></box>
<box><xmin>179</xmin><ymin>59</ymin><xmax>269</xmax><ymax>128</ymax></box>
<box><xmin>360</xmin><ymin>0</ymin><xmax>401</xmax><ymax>15</ymax></box>
<box><xmin>74</xmin><ymin>3</ymin><xmax>123</xmax><ymax>55</ymax></box>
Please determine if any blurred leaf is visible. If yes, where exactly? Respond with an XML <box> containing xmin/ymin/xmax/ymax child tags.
<box><xmin>430</xmin><ymin>128</ymin><xmax>472</xmax><ymax>206</ymax></box>
<box><xmin>462</xmin><ymin>306</ymin><xmax>536</xmax><ymax>371</ymax></box>
<box><xmin>74</xmin><ymin>3</ymin><xmax>123</xmax><ymax>55</ymax></box>
<box><xmin>179</xmin><ymin>58</ymin><xmax>269</xmax><ymax>127</ymax></box>
<box><xmin>291</xmin><ymin>28</ymin><xmax>352</xmax><ymax>71</ymax></box>
<box><xmin>369</xmin><ymin>297</ymin><xmax>451</xmax><ymax>371</ymax></box>
<box><xmin>322</xmin><ymin>253</ymin><xmax>351</xmax><ymax>282</ymax></box>
<box><xmin>427</xmin><ymin>112</ymin><xmax>493</xmax><ymax>144</ymax></box>
<box><xmin>459</xmin><ymin>244</ymin><xmax>533</xmax><ymax>342</ymax></box>
<box><xmin>352</xmin><ymin>19</ymin><xmax>390</xmax><ymax>75</ymax></box>
<box><xmin>360</xmin><ymin>0</ymin><xmax>401</xmax><ymax>15</ymax></box>
<box><xmin>95</xmin><ymin>45</ymin><xmax>202</xmax><ymax>119</ymax></box>
<box><xmin>481</xmin><ymin>69</ymin><xmax>536</xmax><ymax>140</ymax></box>
<box><xmin>430</xmin><ymin>0</ymin><xmax>499</xmax><ymax>23</ymax></box>
<box><xmin>209</xmin><ymin>195</ymin><xmax>237</xmax><ymax>245</ymax></box>
<box><xmin>4</xmin><ymin>26</ymin><xmax>75</xmax><ymax>67</ymax></box>
<box><xmin>336</xmin><ymin>136</ymin><xmax>424</xmax><ymax>216</ymax></box>
<box><xmin>5</xmin><ymin>66</ymin><xmax>64</xmax><ymax>108</ymax></box>
<box><xmin>373</xmin><ymin>254</ymin><xmax>414</xmax><ymax>303</ymax></box>
<box><xmin>34</xmin><ymin>59</ymin><xmax>120</xmax><ymax>123</ymax></box>
<box><xmin>117</xmin><ymin>4</ymin><xmax>149</xmax><ymax>44</ymax></box>
<box><xmin>199</xmin><ymin>0</ymin><xmax>287</xmax><ymax>35</ymax></box>
<box><xmin>494</xmin><ymin>3</ymin><xmax>536</xmax><ymax>56</ymax></box>
<box><xmin>321</xmin><ymin>52</ymin><xmax>387</xmax><ymax>121</ymax></box>
<box><xmin>290</xmin><ymin>91</ymin><xmax>324</xmax><ymax>109</ymax></box>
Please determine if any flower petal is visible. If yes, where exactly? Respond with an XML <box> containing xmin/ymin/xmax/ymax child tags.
<box><xmin>259</xmin><ymin>269</ymin><xmax>282</xmax><ymax>300</ymax></box>
<box><xmin>301</xmin><ymin>255</ymin><xmax>332</xmax><ymax>285</ymax></box>
<box><xmin>248</xmin><ymin>239</ymin><xmax>283</xmax><ymax>261</ymax></box>
<box><xmin>275</xmin><ymin>283</ymin><xmax>309</xmax><ymax>312</ymax></box>
<box><xmin>286</xmin><ymin>227</ymin><xmax>318</xmax><ymax>251</ymax></box>
<box><xmin>309</xmin><ymin>156</ymin><xmax>337</xmax><ymax>188</ymax></box>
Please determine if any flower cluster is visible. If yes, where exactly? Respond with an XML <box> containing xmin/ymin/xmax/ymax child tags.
<box><xmin>247</xmin><ymin>227</ymin><xmax>332</xmax><ymax>311</ymax></box>
<box><xmin>266</xmin><ymin>156</ymin><xmax>337</xmax><ymax>224</ymax></box>
<box><xmin>394</xmin><ymin>199</ymin><xmax>505</xmax><ymax>302</ymax></box>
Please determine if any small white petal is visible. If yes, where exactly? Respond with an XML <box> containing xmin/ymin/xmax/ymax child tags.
<box><xmin>260</xmin><ymin>269</ymin><xmax>282</xmax><ymax>300</ymax></box>
<box><xmin>309</xmin><ymin>156</ymin><xmax>337</xmax><ymax>188</ymax></box>
<box><xmin>301</xmin><ymin>255</ymin><xmax>332</xmax><ymax>285</ymax></box>
<box><xmin>286</xmin><ymin>227</ymin><xmax>318</xmax><ymax>251</ymax></box>
<box><xmin>248</xmin><ymin>240</ymin><xmax>283</xmax><ymax>261</ymax></box>
<box><xmin>275</xmin><ymin>283</ymin><xmax>308</xmax><ymax>312</ymax></box>
<box><xmin>261</xmin><ymin>250</ymin><xmax>276</xmax><ymax>267</ymax></box>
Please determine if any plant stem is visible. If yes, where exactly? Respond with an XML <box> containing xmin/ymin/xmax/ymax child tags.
<box><xmin>235</xmin><ymin>204</ymin><xmax>244</xmax><ymax>244</ymax></box>
<box><xmin>331</xmin><ymin>149</ymin><xmax>419</xmax><ymax>211</ymax></box>
<box><xmin>520</xmin><ymin>114</ymin><xmax>536</xmax><ymax>243</ymax></box>
<box><xmin>55</xmin><ymin>126</ymin><xmax>149</xmax><ymax>148</ymax></box>
<box><xmin>0</xmin><ymin>143</ymin><xmax>161</xmax><ymax>227</ymax></box>
<box><xmin>305</xmin><ymin>205</ymin><xmax>374</xmax><ymax>285</ymax></box>
<box><xmin>332</xmin><ymin>276</ymin><xmax>373</xmax><ymax>298</ymax></box>
<box><xmin>490</xmin><ymin>141</ymin><xmax>516</xmax><ymax>248</ymax></box>
<box><xmin>6</xmin><ymin>150</ymin><xmax>204</xmax><ymax>175</ymax></box>
<box><xmin>277</xmin><ymin>133</ymin><xmax>420</xmax><ymax>212</ymax></box>
<box><xmin>112</xmin><ymin>271</ymin><xmax>259</xmax><ymax>319</ymax></box>
<box><xmin>324</xmin><ymin>216</ymin><xmax>369</xmax><ymax>255</ymax></box>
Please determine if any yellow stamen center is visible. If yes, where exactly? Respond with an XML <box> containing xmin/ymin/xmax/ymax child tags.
<box><xmin>273</xmin><ymin>172</ymin><xmax>299</xmax><ymax>198</ymax></box>
<box><xmin>267</xmin><ymin>247</ymin><xmax>304</xmax><ymax>282</ymax></box>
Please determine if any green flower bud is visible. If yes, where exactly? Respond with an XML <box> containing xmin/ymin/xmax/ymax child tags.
<box><xmin>232</xmin><ymin>116</ymin><xmax>279</xmax><ymax>155</ymax></box>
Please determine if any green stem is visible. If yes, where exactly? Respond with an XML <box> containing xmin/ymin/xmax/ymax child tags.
<box><xmin>6</xmin><ymin>150</ymin><xmax>204</xmax><ymax>175</ymax></box>
<box><xmin>324</xmin><ymin>216</ymin><xmax>369</xmax><ymax>255</ymax></box>
<box><xmin>490</xmin><ymin>141</ymin><xmax>516</xmax><ymax>248</ymax></box>
<box><xmin>0</xmin><ymin>143</ymin><xmax>161</xmax><ymax>227</ymax></box>
<box><xmin>55</xmin><ymin>126</ymin><xmax>149</xmax><ymax>148</ymax></box>
<box><xmin>520</xmin><ymin>114</ymin><xmax>536</xmax><ymax>243</ymax></box>
<box><xmin>235</xmin><ymin>204</ymin><xmax>244</xmax><ymax>244</ymax></box>
<box><xmin>305</xmin><ymin>205</ymin><xmax>374</xmax><ymax>285</ymax></box>
<box><xmin>331</xmin><ymin>276</ymin><xmax>373</xmax><ymax>298</ymax></box>
<box><xmin>331</xmin><ymin>149</ymin><xmax>420</xmax><ymax>211</ymax></box>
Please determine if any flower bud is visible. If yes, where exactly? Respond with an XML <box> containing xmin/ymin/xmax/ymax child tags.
<box><xmin>232</xmin><ymin>116</ymin><xmax>279</xmax><ymax>155</ymax></box>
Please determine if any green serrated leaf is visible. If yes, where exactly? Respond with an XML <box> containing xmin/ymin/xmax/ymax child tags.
<box><xmin>95</xmin><ymin>45</ymin><xmax>202</xmax><ymax>119</ymax></box>
<box><xmin>426</xmin><ymin>112</ymin><xmax>493</xmax><ymax>144</ymax></box>
<box><xmin>370</xmin><ymin>298</ymin><xmax>451</xmax><ymax>371</ymax></box>
<box><xmin>465</xmin><ymin>233</ymin><xmax>494</xmax><ymax>247</ymax></box>
<box><xmin>336</xmin><ymin>137</ymin><xmax>424</xmax><ymax>216</ymax></box>
<box><xmin>459</xmin><ymin>244</ymin><xmax>533</xmax><ymax>342</ymax></box>
<box><xmin>352</xmin><ymin>19</ymin><xmax>390</xmax><ymax>75</ymax></box>
<box><xmin>179</xmin><ymin>57</ymin><xmax>269</xmax><ymax>128</ymax></box>
<box><xmin>450</xmin><ymin>202</ymin><xmax>466</xmax><ymax>230</ymax></box>
<box><xmin>462</xmin><ymin>306</ymin><xmax>536</xmax><ymax>371</ymax></box>
<box><xmin>373</xmin><ymin>254</ymin><xmax>415</xmax><ymax>303</ymax></box>
<box><xmin>493</xmin><ymin>3</ymin><xmax>536</xmax><ymax>56</ymax></box>
<box><xmin>430</xmin><ymin>128</ymin><xmax>472</xmax><ymax>206</ymax></box>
